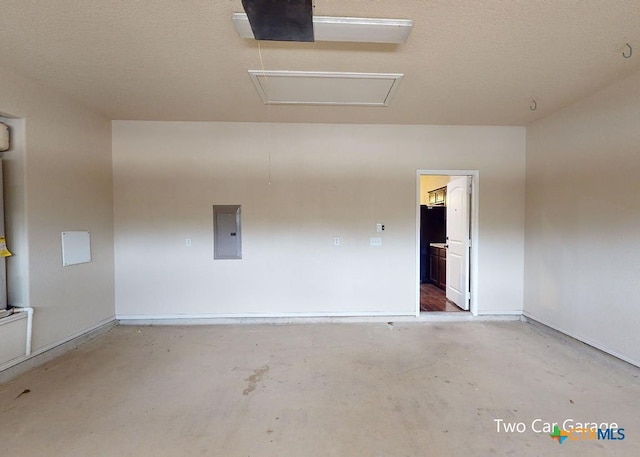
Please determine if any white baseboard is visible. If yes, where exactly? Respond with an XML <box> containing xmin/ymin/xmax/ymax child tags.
<box><xmin>523</xmin><ymin>312</ymin><xmax>639</xmax><ymax>368</ymax></box>
<box><xmin>118</xmin><ymin>311</ymin><xmax>415</xmax><ymax>326</ymax></box>
<box><xmin>477</xmin><ymin>310</ymin><xmax>523</xmax><ymax>316</ymax></box>
<box><xmin>0</xmin><ymin>317</ymin><xmax>117</xmax><ymax>384</ymax></box>
<box><xmin>117</xmin><ymin>312</ymin><xmax>522</xmax><ymax>326</ymax></box>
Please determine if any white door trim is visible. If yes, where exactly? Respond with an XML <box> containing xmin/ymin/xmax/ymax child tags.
<box><xmin>415</xmin><ymin>170</ymin><xmax>480</xmax><ymax>316</ymax></box>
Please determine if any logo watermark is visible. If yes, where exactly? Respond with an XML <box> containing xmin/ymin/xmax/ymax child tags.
<box><xmin>494</xmin><ymin>419</ymin><xmax>625</xmax><ymax>444</ymax></box>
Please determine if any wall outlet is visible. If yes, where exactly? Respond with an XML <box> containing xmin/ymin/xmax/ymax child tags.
<box><xmin>333</xmin><ymin>237</ymin><xmax>340</xmax><ymax>246</ymax></box>
<box><xmin>185</xmin><ymin>238</ymin><xmax>192</xmax><ymax>247</ymax></box>
<box><xmin>370</xmin><ymin>237</ymin><xmax>382</xmax><ymax>247</ymax></box>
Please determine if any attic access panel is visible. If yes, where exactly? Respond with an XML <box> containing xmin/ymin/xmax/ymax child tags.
<box><xmin>248</xmin><ymin>71</ymin><xmax>403</xmax><ymax>106</ymax></box>
<box><xmin>242</xmin><ymin>0</ymin><xmax>314</xmax><ymax>42</ymax></box>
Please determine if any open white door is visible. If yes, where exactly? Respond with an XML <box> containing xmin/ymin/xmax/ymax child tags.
<box><xmin>446</xmin><ymin>176</ymin><xmax>471</xmax><ymax>310</ymax></box>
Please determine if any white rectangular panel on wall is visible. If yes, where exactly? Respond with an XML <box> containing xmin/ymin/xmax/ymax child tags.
<box><xmin>61</xmin><ymin>231</ymin><xmax>91</xmax><ymax>266</ymax></box>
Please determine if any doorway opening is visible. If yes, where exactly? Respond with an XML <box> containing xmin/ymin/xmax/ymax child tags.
<box><xmin>416</xmin><ymin>171</ymin><xmax>478</xmax><ymax>315</ymax></box>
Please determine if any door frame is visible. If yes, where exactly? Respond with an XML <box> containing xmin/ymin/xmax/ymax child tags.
<box><xmin>415</xmin><ymin>170</ymin><xmax>479</xmax><ymax>316</ymax></box>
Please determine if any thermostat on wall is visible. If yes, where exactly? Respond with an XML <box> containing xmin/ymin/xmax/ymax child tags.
<box><xmin>0</xmin><ymin>123</ymin><xmax>9</xmax><ymax>152</ymax></box>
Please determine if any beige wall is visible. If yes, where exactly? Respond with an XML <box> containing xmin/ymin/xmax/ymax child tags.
<box><xmin>113</xmin><ymin>122</ymin><xmax>525</xmax><ymax>318</ymax></box>
<box><xmin>0</xmin><ymin>65</ymin><xmax>115</xmax><ymax>351</ymax></box>
<box><xmin>525</xmin><ymin>70</ymin><xmax>640</xmax><ymax>366</ymax></box>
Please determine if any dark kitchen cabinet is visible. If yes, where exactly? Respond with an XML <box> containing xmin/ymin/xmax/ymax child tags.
<box><xmin>429</xmin><ymin>250</ymin><xmax>439</xmax><ymax>284</ymax></box>
<box><xmin>420</xmin><ymin>206</ymin><xmax>446</xmax><ymax>283</ymax></box>
<box><xmin>429</xmin><ymin>246</ymin><xmax>447</xmax><ymax>290</ymax></box>
<box><xmin>438</xmin><ymin>255</ymin><xmax>446</xmax><ymax>290</ymax></box>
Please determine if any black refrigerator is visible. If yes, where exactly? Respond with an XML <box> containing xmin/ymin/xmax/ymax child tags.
<box><xmin>420</xmin><ymin>205</ymin><xmax>446</xmax><ymax>283</ymax></box>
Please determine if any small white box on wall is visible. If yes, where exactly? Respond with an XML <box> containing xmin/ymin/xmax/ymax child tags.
<box><xmin>61</xmin><ymin>231</ymin><xmax>91</xmax><ymax>266</ymax></box>
<box><xmin>0</xmin><ymin>123</ymin><xmax>9</xmax><ymax>152</ymax></box>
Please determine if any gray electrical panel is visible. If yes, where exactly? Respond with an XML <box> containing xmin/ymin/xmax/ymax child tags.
<box><xmin>213</xmin><ymin>205</ymin><xmax>242</xmax><ymax>259</ymax></box>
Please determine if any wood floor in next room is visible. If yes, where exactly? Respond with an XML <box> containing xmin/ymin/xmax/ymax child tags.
<box><xmin>420</xmin><ymin>283</ymin><xmax>465</xmax><ymax>312</ymax></box>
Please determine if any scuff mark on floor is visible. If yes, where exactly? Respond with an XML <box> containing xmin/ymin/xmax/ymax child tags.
<box><xmin>16</xmin><ymin>388</ymin><xmax>31</xmax><ymax>399</ymax></box>
<box><xmin>243</xmin><ymin>365</ymin><xmax>269</xmax><ymax>395</ymax></box>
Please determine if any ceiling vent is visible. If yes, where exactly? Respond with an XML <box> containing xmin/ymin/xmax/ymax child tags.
<box><xmin>248</xmin><ymin>71</ymin><xmax>403</xmax><ymax>106</ymax></box>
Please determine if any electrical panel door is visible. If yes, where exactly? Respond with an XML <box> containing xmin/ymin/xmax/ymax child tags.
<box><xmin>213</xmin><ymin>205</ymin><xmax>242</xmax><ymax>259</ymax></box>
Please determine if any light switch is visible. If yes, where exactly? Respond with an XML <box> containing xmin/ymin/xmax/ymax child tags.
<box><xmin>376</xmin><ymin>223</ymin><xmax>385</xmax><ymax>232</ymax></box>
<box><xmin>185</xmin><ymin>238</ymin><xmax>192</xmax><ymax>247</ymax></box>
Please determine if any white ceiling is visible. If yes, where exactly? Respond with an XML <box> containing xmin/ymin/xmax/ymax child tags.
<box><xmin>1</xmin><ymin>0</ymin><xmax>639</xmax><ymax>125</ymax></box>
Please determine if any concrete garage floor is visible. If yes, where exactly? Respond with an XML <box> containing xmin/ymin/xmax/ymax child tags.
<box><xmin>0</xmin><ymin>321</ymin><xmax>639</xmax><ymax>456</ymax></box>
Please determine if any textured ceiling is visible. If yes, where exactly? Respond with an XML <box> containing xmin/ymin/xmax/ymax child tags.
<box><xmin>1</xmin><ymin>0</ymin><xmax>639</xmax><ymax>125</ymax></box>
